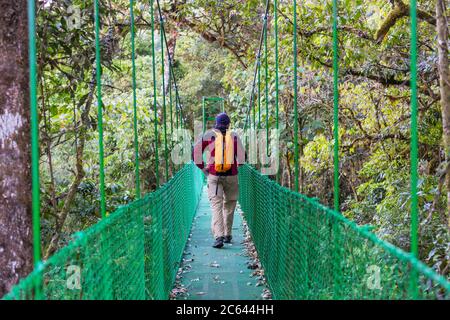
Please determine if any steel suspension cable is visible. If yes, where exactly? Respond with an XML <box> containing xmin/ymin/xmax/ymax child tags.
<box><xmin>274</xmin><ymin>0</ymin><xmax>280</xmax><ymax>182</ymax></box>
<box><xmin>171</xmin><ymin>83</ymin><xmax>183</xmax><ymax>130</ymax></box>
<box><xmin>252</xmin><ymin>81</ymin><xmax>256</xmax><ymax>129</ymax></box>
<box><xmin>150</xmin><ymin>0</ymin><xmax>160</xmax><ymax>187</ymax></box>
<box><xmin>155</xmin><ymin>0</ymin><xmax>187</xmax><ymax>172</ymax></box>
<box><xmin>202</xmin><ymin>97</ymin><xmax>206</xmax><ymax>133</ymax></box>
<box><xmin>243</xmin><ymin>0</ymin><xmax>270</xmax><ymax>131</ymax></box>
<box><xmin>409</xmin><ymin>0</ymin><xmax>419</xmax><ymax>299</ymax></box>
<box><xmin>129</xmin><ymin>0</ymin><xmax>141</xmax><ymax>198</ymax></box>
<box><xmin>332</xmin><ymin>0</ymin><xmax>339</xmax><ymax>211</ymax></box>
<box><xmin>331</xmin><ymin>2</ymin><xmax>342</xmax><ymax>298</ymax></box>
<box><xmin>264</xmin><ymin>15</ymin><xmax>269</xmax><ymax>156</ymax></box>
<box><xmin>93</xmin><ymin>2</ymin><xmax>112</xmax><ymax>295</ymax></box>
<box><xmin>94</xmin><ymin>0</ymin><xmax>106</xmax><ymax>217</ymax></box>
<box><xmin>169</xmin><ymin>66</ymin><xmax>173</xmax><ymax>140</ymax></box>
<box><xmin>173</xmin><ymin>85</ymin><xmax>184</xmax><ymax>130</ymax></box>
<box><xmin>27</xmin><ymin>0</ymin><xmax>42</xmax><ymax>299</ymax></box>
<box><xmin>293</xmin><ymin>0</ymin><xmax>299</xmax><ymax>192</ymax></box>
<box><xmin>176</xmin><ymin>101</ymin><xmax>179</xmax><ymax>129</ymax></box>
<box><xmin>155</xmin><ymin>0</ymin><xmax>187</xmax><ymax>134</ymax></box>
<box><xmin>258</xmin><ymin>59</ymin><xmax>261</xmax><ymax>129</ymax></box>
<box><xmin>159</xmin><ymin>15</ymin><xmax>169</xmax><ymax>181</ymax></box>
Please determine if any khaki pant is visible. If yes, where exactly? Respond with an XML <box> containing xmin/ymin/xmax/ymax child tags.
<box><xmin>207</xmin><ymin>175</ymin><xmax>239</xmax><ymax>239</ymax></box>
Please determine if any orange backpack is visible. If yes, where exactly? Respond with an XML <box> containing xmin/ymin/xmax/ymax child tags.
<box><xmin>213</xmin><ymin>129</ymin><xmax>234</xmax><ymax>173</ymax></box>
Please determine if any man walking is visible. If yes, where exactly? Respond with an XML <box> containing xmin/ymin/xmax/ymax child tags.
<box><xmin>193</xmin><ymin>113</ymin><xmax>245</xmax><ymax>248</ymax></box>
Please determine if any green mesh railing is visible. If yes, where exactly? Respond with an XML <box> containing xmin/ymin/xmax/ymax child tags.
<box><xmin>3</xmin><ymin>163</ymin><xmax>203</xmax><ymax>300</ymax></box>
<box><xmin>238</xmin><ymin>165</ymin><xmax>450</xmax><ymax>300</ymax></box>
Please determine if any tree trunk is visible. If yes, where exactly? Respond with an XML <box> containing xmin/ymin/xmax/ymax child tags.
<box><xmin>436</xmin><ymin>0</ymin><xmax>450</xmax><ymax>229</ymax></box>
<box><xmin>0</xmin><ymin>0</ymin><xmax>33</xmax><ymax>297</ymax></box>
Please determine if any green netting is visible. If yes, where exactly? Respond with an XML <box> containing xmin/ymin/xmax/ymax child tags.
<box><xmin>5</xmin><ymin>161</ymin><xmax>450</xmax><ymax>300</ymax></box>
<box><xmin>3</xmin><ymin>163</ymin><xmax>203</xmax><ymax>300</ymax></box>
<box><xmin>238</xmin><ymin>164</ymin><xmax>450</xmax><ymax>300</ymax></box>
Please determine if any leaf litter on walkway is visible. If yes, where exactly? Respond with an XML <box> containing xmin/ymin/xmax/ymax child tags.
<box><xmin>171</xmin><ymin>204</ymin><xmax>272</xmax><ymax>300</ymax></box>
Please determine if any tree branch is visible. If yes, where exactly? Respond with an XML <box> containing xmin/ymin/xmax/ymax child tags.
<box><xmin>375</xmin><ymin>0</ymin><xmax>436</xmax><ymax>43</ymax></box>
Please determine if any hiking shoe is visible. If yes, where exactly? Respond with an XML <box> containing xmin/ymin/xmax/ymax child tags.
<box><xmin>224</xmin><ymin>235</ymin><xmax>232</xmax><ymax>243</ymax></box>
<box><xmin>213</xmin><ymin>237</ymin><xmax>224</xmax><ymax>248</ymax></box>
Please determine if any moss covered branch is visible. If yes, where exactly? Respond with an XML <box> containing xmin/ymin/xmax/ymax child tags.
<box><xmin>375</xmin><ymin>0</ymin><xmax>436</xmax><ymax>43</ymax></box>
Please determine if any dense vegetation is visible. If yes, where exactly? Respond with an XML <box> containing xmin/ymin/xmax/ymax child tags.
<box><xmin>31</xmin><ymin>0</ymin><xmax>448</xmax><ymax>277</ymax></box>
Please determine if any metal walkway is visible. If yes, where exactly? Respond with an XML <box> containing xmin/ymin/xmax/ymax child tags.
<box><xmin>174</xmin><ymin>188</ymin><xmax>267</xmax><ymax>300</ymax></box>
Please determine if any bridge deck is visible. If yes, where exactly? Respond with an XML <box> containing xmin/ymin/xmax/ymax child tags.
<box><xmin>174</xmin><ymin>188</ymin><xmax>267</xmax><ymax>300</ymax></box>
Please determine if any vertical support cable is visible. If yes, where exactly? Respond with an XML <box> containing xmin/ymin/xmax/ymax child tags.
<box><xmin>202</xmin><ymin>97</ymin><xmax>206</xmax><ymax>133</ymax></box>
<box><xmin>176</xmin><ymin>103</ymin><xmax>179</xmax><ymax>129</ymax></box>
<box><xmin>169</xmin><ymin>65</ymin><xmax>173</xmax><ymax>140</ymax></box>
<box><xmin>409</xmin><ymin>0</ymin><xmax>419</xmax><ymax>299</ymax></box>
<box><xmin>94</xmin><ymin>0</ymin><xmax>106</xmax><ymax>218</ymax></box>
<box><xmin>331</xmin><ymin>1</ymin><xmax>343</xmax><ymax>299</ymax></box>
<box><xmin>252</xmin><ymin>89</ymin><xmax>256</xmax><ymax>129</ymax></box>
<box><xmin>156</xmin><ymin>0</ymin><xmax>185</xmax><ymax>137</ymax></box>
<box><xmin>258</xmin><ymin>60</ymin><xmax>261</xmax><ymax>129</ymax></box>
<box><xmin>151</xmin><ymin>0</ymin><xmax>160</xmax><ymax>187</ymax></box>
<box><xmin>243</xmin><ymin>0</ymin><xmax>270</xmax><ymax>132</ymax></box>
<box><xmin>175</xmin><ymin>90</ymin><xmax>183</xmax><ymax>129</ymax></box>
<box><xmin>160</xmin><ymin>16</ymin><xmax>169</xmax><ymax>182</ymax></box>
<box><xmin>28</xmin><ymin>0</ymin><xmax>42</xmax><ymax>298</ymax></box>
<box><xmin>178</xmin><ymin>97</ymin><xmax>183</xmax><ymax>129</ymax></box>
<box><xmin>332</xmin><ymin>0</ymin><xmax>339</xmax><ymax>211</ymax></box>
<box><xmin>293</xmin><ymin>0</ymin><xmax>299</xmax><ymax>192</ymax></box>
<box><xmin>274</xmin><ymin>0</ymin><xmax>280</xmax><ymax>182</ymax></box>
<box><xmin>264</xmin><ymin>14</ymin><xmax>269</xmax><ymax>157</ymax></box>
<box><xmin>130</xmin><ymin>0</ymin><xmax>140</xmax><ymax>198</ymax></box>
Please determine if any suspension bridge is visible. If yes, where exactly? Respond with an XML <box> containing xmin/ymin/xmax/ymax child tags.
<box><xmin>3</xmin><ymin>0</ymin><xmax>450</xmax><ymax>300</ymax></box>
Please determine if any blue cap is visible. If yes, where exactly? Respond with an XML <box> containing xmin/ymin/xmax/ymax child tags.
<box><xmin>215</xmin><ymin>113</ymin><xmax>230</xmax><ymax>128</ymax></box>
